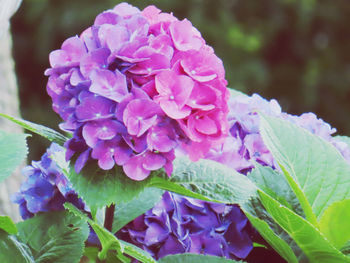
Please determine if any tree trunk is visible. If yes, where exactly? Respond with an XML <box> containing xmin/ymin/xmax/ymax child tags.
<box><xmin>0</xmin><ymin>0</ymin><xmax>23</xmax><ymax>221</ymax></box>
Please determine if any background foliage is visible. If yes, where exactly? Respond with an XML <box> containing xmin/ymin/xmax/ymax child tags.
<box><xmin>11</xmin><ymin>0</ymin><xmax>350</xmax><ymax>159</ymax></box>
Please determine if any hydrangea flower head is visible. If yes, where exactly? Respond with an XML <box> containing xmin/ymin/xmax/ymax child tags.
<box><xmin>118</xmin><ymin>192</ymin><xmax>253</xmax><ymax>260</ymax></box>
<box><xmin>46</xmin><ymin>2</ymin><xmax>229</xmax><ymax>180</ymax></box>
<box><xmin>121</xmin><ymin>92</ymin><xmax>350</xmax><ymax>260</ymax></box>
<box><xmin>205</xmin><ymin>93</ymin><xmax>350</xmax><ymax>173</ymax></box>
<box><xmin>12</xmin><ymin>143</ymin><xmax>84</xmax><ymax>219</ymax></box>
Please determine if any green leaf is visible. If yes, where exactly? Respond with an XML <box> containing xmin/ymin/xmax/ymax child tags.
<box><xmin>0</xmin><ymin>130</ymin><xmax>28</xmax><ymax>183</ymax></box>
<box><xmin>52</xmin><ymin>149</ymin><xmax>153</xmax><ymax>208</ymax></box>
<box><xmin>119</xmin><ymin>240</ymin><xmax>157</xmax><ymax>263</ymax></box>
<box><xmin>64</xmin><ymin>203</ymin><xmax>124</xmax><ymax>260</ymax></box>
<box><xmin>151</xmin><ymin>156</ymin><xmax>258</xmax><ymax>205</ymax></box>
<box><xmin>0</xmin><ymin>230</ymin><xmax>35</xmax><ymax>263</ymax></box>
<box><xmin>17</xmin><ymin>211</ymin><xmax>89</xmax><ymax>263</ymax></box>
<box><xmin>83</xmin><ymin>247</ymin><xmax>125</xmax><ymax>263</ymax></box>
<box><xmin>319</xmin><ymin>199</ymin><xmax>350</xmax><ymax>249</ymax></box>
<box><xmin>259</xmin><ymin>190</ymin><xmax>350</xmax><ymax>263</ymax></box>
<box><xmin>65</xmin><ymin>203</ymin><xmax>156</xmax><ymax>263</ymax></box>
<box><xmin>248</xmin><ymin>164</ymin><xmax>303</xmax><ymax>216</ymax></box>
<box><xmin>243</xmin><ymin>165</ymin><xmax>303</xmax><ymax>263</ymax></box>
<box><xmin>252</xmin><ymin>242</ymin><xmax>268</xmax><ymax>249</ymax></box>
<box><xmin>158</xmin><ymin>253</ymin><xmax>245</xmax><ymax>263</ymax></box>
<box><xmin>112</xmin><ymin>187</ymin><xmax>164</xmax><ymax>233</ymax></box>
<box><xmin>0</xmin><ymin>113</ymin><xmax>68</xmax><ymax>145</ymax></box>
<box><xmin>341</xmin><ymin>240</ymin><xmax>350</xmax><ymax>256</ymax></box>
<box><xmin>53</xmin><ymin>148</ymin><xmax>257</xmax><ymax>209</ymax></box>
<box><xmin>244</xmin><ymin>212</ymin><xmax>299</xmax><ymax>263</ymax></box>
<box><xmin>259</xmin><ymin>113</ymin><xmax>350</xmax><ymax>220</ymax></box>
<box><xmin>0</xmin><ymin>215</ymin><xmax>17</xmax><ymax>234</ymax></box>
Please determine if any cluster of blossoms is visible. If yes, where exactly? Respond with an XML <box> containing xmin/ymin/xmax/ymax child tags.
<box><xmin>45</xmin><ymin>2</ymin><xmax>229</xmax><ymax>181</ymax></box>
<box><xmin>13</xmin><ymin>143</ymin><xmax>253</xmax><ymax>260</ymax></box>
<box><xmin>118</xmin><ymin>192</ymin><xmax>253</xmax><ymax>260</ymax></box>
<box><xmin>204</xmin><ymin>93</ymin><xmax>350</xmax><ymax>173</ymax></box>
<box><xmin>119</xmin><ymin>93</ymin><xmax>350</xmax><ymax>260</ymax></box>
<box><xmin>14</xmin><ymin>92</ymin><xmax>350</xmax><ymax>261</ymax></box>
<box><xmin>28</xmin><ymin>2</ymin><xmax>350</xmax><ymax>261</ymax></box>
<box><xmin>12</xmin><ymin>144</ymin><xmax>84</xmax><ymax>220</ymax></box>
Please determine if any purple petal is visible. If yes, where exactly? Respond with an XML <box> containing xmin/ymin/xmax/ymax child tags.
<box><xmin>74</xmin><ymin>149</ymin><xmax>91</xmax><ymax>173</ymax></box>
<box><xmin>123</xmin><ymin>154</ymin><xmax>150</xmax><ymax>181</ymax></box>
<box><xmin>142</xmin><ymin>152</ymin><xmax>166</xmax><ymax>171</ymax></box>
<box><xmin>82</xmin><ymin>119</ymin><xmax>125</xmax><ymax>147</ymax></box>
<box><xmin>89</xmin><ymin>69</ymin><xmax>128</xmax><ymax>102</ymax></box>
<box><xmin>123</xmin><ymin>99</ymin><xmax>162</xmax><ymax>137</ymax></box>
<box><xmin>147</xmin><ymin>126</ymin><xmax>177</xmax><ymax>152</ymax></box>
<box><xmin>80</xmin><ymin>48</ymin><xmax>110</xmax><ymax>77</ymax></box>
<box><xmin>75</xmin><ymin>92</ymin><xmax>114</xmax><ymax>121</ymax></box>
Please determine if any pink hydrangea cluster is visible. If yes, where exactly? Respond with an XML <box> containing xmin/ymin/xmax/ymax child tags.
<box><xmin>45</xmin><ymin>3</ymin><xmax>229</xmax><ymax>180</ymax></box>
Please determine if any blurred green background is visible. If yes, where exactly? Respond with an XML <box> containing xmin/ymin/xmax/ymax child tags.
<box><xmin>11</xmin><ymin>0</ymin><xmax>350</xmax><ymax>159</ymax></box>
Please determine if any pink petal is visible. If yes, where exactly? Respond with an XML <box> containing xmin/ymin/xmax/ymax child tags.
<box><xmin>143</xmin><ymin>152</ymin><xmax>166</xmax><ymax>170</ymax></box>
<box><xmin>123</xmin><ymin>155</ymin><xmax>150</xmax><ymax>181</ymax></box>
<box><xmin>155</xmin><ymin>70</ymin><xmax>194</xmax><ymax>108</ymax></box>
<box><xmin>112</xmin><ymin>2</ymin><xmax>140</xmax><ymax>17</ymax></box>
<box><xmin>159</xmin><ymin>99</ymin><xmax>191</xmax><ymax>119</ymax></box>
<box><xmin>169</xmin><ymin>19</ymin><xmax>204</xmax><ymax>51</ymax></box>
<box><xmin>195</xmin><ymin>115</ymin><xmax>218</xmax><ymax>135</ymax></box>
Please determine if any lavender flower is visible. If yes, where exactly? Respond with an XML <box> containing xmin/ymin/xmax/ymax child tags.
<box><xmin>120</xmin><ymin>92</ymin><xmax>350</xmax><ymax>260</ymax></box>
<box><xmin>205</xmin><ymin>93</ymin><xmax>350</xmax><ymax>173</ymax></box>
<box><xmin>12</xmin><ymin>143</ymin><xmax>84</xmax><ymax>220</ymax></box>
<box><xmin>117</xmin><ymin>192</ymin><xmax>253</xmax><ymax>260</ymax></box>
<box><xmin>46</xmin><ymin>2</ymin><xmax>230</xmax><ymax>181</ymax></box>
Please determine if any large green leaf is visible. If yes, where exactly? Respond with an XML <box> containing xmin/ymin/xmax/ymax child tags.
<box><xmin>243</xmin><ymin>165</ymin><xmax>303</xmax><ymax>263</ymax></box>
<box><xmin>158</xmin><ymin>253</ymin><xmax>245</xmax><ymax>263</ymax></box>
<box><xmin>244</xmin><ymin>212</ymin><xmax>299</xmax><ymax>263</ymax></box>
<box><xmin>51</xmin><ymin>150</ymin><xmax>153</xmax><ymax>208</ymax></box>
<box><xmin>259</xmin><ymin>190</ymin><xmax>350</xmax><ymax>263</ymax></box>
<box><xmin>259</xmin><ymin>113</ymin><xmax>350</xmax><ymax>220</ymax></box>
<box><xmin>112</xmin><ymin>187</ymin><xmax>164</xmax><ymax>233</ymax></box>
<box><xmin>153</xmin><ymin>156</ymin><xmax>258</xmax><ymax>205</ymax></box>
<box><xmin>119</xmin><ymin>240</ymin><xmax>157</xmax><ymax>263</ymax></box>
<box><xmin>248</xmin><ymin>164</ymin><xmax>303</xmax><ymax>216</ymax></box>
<box><xmin>65</xmin><ymin>203</ymin><xmax>156</xmax><ymax>263</ymax></box>
<box><xmin>319</xmin><ymin>199</ymin><xmax>350</xmax><ymax>249</ymax></box>
<box><xmin>0</xmin><ymin>130</ymin><xmax>28</xmax><ymax>183</ymax></box>
<box><xmin>17</xmin><ymin>211</ymin><xmax>89</xmax><ymax>263</ymax></box>
<box><xmin>341</xmin><ymin>240</ymin><xmax>350</xmax><ymax>256</ymax></box>
<box><xmin>0</xmin><ymin>230</ymin><xmax>35</xmax><ymax>263</ymax></box>
<box><xmin>0</xmin><ymin>215</ymin><xmax>17</xmax><ymax>234</ymax></box>
<box><xmin>0</xmin><ymin>113</ymin><xmax>68</xmax><ymax>145</ymax></box>
<box><xmin>53</xmin><ymin>149</ymin><xmax>257</xmax><ymax>209</ymax></box>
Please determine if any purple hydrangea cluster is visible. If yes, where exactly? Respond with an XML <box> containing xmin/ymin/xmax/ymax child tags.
<box><xmin>118</xmin><ymin>192</ymin><xmax>253</xmax><ymax>260</ymax></box>
<box><xmin>120</xmin><ymin>93</ymin><xmax>350</xmax><ymax>260</ymax></box>
<box><xmin>45</xmin><ymin>2</ymin><xmax>229</xmax><ymax>181</ymax></box>
<box><xmin>12</xmin><ymin>143</ymin><xmax>84</xmax><ymax>220</ymax></box>
<box><xmin>205</xmin><ymin>93</ymin><xmax>350</xmax><ymax>173</ymax></box>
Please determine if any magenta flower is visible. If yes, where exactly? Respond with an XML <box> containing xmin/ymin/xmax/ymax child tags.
<box><xmin>169</xmin><ymin>19</ymin><xmax>204</xmax><ymax>51</ymax></box>
<box><xmin>154</xmin><ymin>70</ymin><xmax>194</xmax><ymax>119</ymax></box>
<box><xmin>123</xmin><ymin>99</ymin><xmax>163</xmax><ymax>137</ymax></box>
<box><xmin>89</xmin><ymin>69</ymin><xmax>128</xmax><ymax>102</ymax></box>
<box><xmin>82</xmin><ymin>119</ymin><xmax>125</xmax><ymax>147</ymax></box>
<box><xmin>91</xmin><ymin>137</ymin><xmax>132</xmax><ymax>170</ymax></box>
<box><xmin>123</xmin><ymin>151</ymin><xmax>166</xmax><ymax>181</ymax></box>
<box><xmin>49</xmin><ymin>37</ymin><xmax>86</xmax><ymax>68</ymax></box>
<box><xmin>46</xmin><ymin>2</ymin><xmax>230</xmax><ymax>180</ymax></box>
